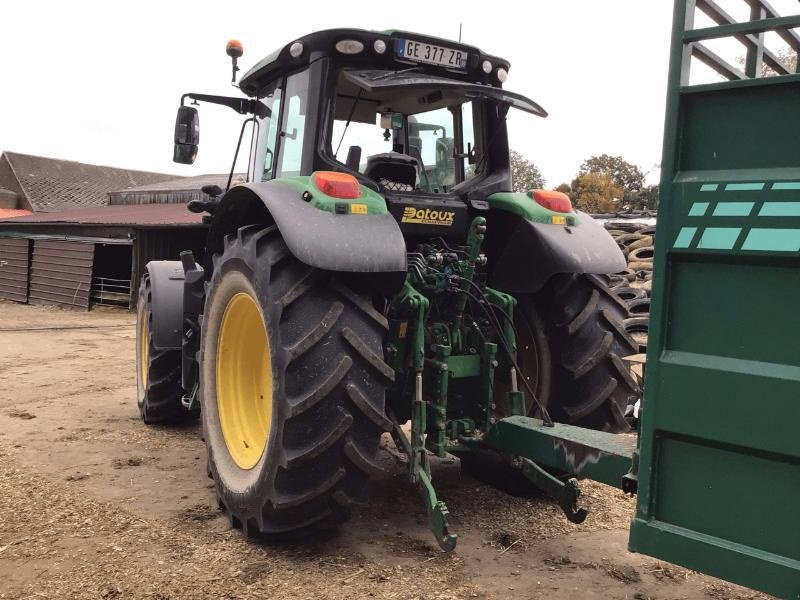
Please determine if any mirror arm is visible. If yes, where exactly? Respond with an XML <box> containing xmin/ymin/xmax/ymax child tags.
<box><xmin>181</xmin><ymin>93</ymin><xmax>269</xmax><ymax>118</ymax></box>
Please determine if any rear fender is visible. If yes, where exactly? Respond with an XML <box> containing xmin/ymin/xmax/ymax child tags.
<box><xmin>207</xmin><ymin>180</ymin><xmax>407</xmax><ymax>292</ymax></box>
<box><xmin>489</xmin><ymin>211</ymin><xmax>625</xmax><ymax>293</ymax></box>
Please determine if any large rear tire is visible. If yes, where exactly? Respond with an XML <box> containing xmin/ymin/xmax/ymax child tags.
<box><xmin>516</xmin><ymin>273</ymin><xmax>640</xmax><ymax>432</ymax></box>
<box><xmin>468</xmin><ymin>274</ymin><xmax>641</xmax><ymax>496</ymax></box>
<box><xmin>200</xmin><ymin>225</ymin><xmax>393</xmax><ymax>537</ymax></box>
<box><xmin>464</xmin><ymin>274</ymin><xmax>639</xmax><ymax>495</ymax></box>
<box><xmin>136</xmin><ymin>275</ymin><xmax>189</xmax><ymax>424</ymax></box>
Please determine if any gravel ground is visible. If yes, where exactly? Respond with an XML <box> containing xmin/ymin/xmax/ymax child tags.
<box><xmin>0</xmin><ymin>301</ymin><xmax>773</xmax><ymax>599</ymax></box>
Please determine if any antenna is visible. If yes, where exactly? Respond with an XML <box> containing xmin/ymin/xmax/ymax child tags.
<box><xmin>458</xmin><ymin>23</ymin><xmax>463</xmax><ymax>42</ymax></box>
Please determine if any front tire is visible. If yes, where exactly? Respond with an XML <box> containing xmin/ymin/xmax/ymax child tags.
<box><xmin>136</xmin><ymin>275</ymin><xmax>188</xmax><ymax>424</ymax></box>
<box><xmin>200</xmin><ymin>225</ymin><xmax>393</xmax><ymax>537</ymax></box>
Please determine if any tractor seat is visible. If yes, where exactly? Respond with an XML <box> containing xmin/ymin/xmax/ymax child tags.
<box><xmin>364</xmin><ymin>152</ymin><xmax>418</xmax><ymax>192</ymax></box>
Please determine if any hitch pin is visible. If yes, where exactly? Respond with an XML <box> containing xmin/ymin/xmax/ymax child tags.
<box><xmin>510</xmin><ymin>367</ymin><xmax>519</xmax><ymax>393</ymax></box>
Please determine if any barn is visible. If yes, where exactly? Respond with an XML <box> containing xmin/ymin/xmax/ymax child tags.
<box><xmin>0</xmin><ymin>152</ymin><xmax>227</xmax><ymax>310</ymax></box>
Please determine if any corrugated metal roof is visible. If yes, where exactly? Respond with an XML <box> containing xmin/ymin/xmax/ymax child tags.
<box><xmin>0</xmin><ymin>209</ymin><xmax>33</xmax><ymax>220</ymax></box>
<box><xmin>0</xmin><ymin>202</ymin><xmax>204</xmax><ymax>226</ymax></box>
<box><xmin>108</xmin><ymin>173</ymin><xmax>246</xmax><ymax>205</ymax></box>
<box><xmin>116</xmin><ymin>173</ymin><xmax>244</xmax><ymax>193</ymax></box>
<box><xmin>1</xmin><ymin>151</ymin><xmax>179</xmax><ymax>212</ymax></box>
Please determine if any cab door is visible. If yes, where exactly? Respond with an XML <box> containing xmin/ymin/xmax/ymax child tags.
<box><xmin>249</xmin><ymin>79</ymin><xmax>282</xmax><ymax>182</ymax></box>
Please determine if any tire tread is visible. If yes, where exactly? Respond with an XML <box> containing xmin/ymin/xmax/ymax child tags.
<box><xmin>202</xmin><ymin>225</ymin><xmax>390</xmax><ymax>538</ymax></box>
<box><xmin>137</xmin><ymin>275</ymin><xmax>191</xmax><ymax>425</ymax></box>
<box><xmin>538</xmin><ymin>273</ymin><xmax>640</xmax><ymax>432</ymax></box>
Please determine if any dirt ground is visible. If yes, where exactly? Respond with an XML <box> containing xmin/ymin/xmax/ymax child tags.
<box><xmin>0</xmin><ymin>300</ymin><xmax>772</xmax><ymax>599</ymax></box>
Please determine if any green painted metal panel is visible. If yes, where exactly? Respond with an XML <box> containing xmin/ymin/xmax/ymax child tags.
<box><xmin>654</xmin><ymin>436</ymin><xmax>798</xmax><ymax>559</ymax></box>
<box><xmin>487</xmin><ymin>191</ymin><xmax>580</xmax><ymax>225</ymax></box>
<box><xmin>276</xmin><ymin>174</ymin><xmax>388</xmax><ymax>215</ymax></box>
<box><xmin>679</xmin><ymin>85</ymin><xmax>800</xmax><ymax>174</ymax></box>
<box><xmin>628</xmin><ymin>522</ymin><xmax>800</xmax><ymax>598</ymax></box>
<box><xmin>630</xmin><ymin>2</ymin><xmax>800</xmax><ymax>597</ymax></box>
<box><xmin>483</xmin><ymin>416</ymin><xmax>635</xmax><ymax>488</ymax></box>
<box><xmin>447</xmin><ymin>354</ymin><xmax>481</xmax><ymax>378</ymax></box>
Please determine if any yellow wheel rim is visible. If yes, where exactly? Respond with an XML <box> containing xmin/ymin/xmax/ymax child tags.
<box><xmin>138</xmin><ymin>312</ymin><xmax>149</xmax><ymax>387</ymax></box>
<box><xmin>216</xmin><ymin>291</ymin><xmax>273</xmax><ymax>470</ymax></box>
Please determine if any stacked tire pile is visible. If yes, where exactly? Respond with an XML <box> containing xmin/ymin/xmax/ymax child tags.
<box><xmin>603</xmin><ymin>221</ymin><xmax>655</xmax><ymax>354</ymax></box>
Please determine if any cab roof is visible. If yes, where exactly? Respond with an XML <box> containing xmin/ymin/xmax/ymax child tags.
<box><xmin>238</xmin><ymin>28</ymin><xmax>510</xmax><ymax>97</ymax></box>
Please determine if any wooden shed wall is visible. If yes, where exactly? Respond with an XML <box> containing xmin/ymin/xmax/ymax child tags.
<box><xmin>0</xmin><ymin>237</ymin><xmax>31</xmax><ymax>303</ymax></box>
<box><xmin>29</xmin><ymin>240</ymin><xmax>95</xmax><ymax>310</ymax></box>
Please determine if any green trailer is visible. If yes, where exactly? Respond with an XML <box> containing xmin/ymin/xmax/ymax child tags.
<box><xmin>628</xmin><ymin>2</ymin><xmax>800</xmax><ymax>596</ymax></box>
<box><xmin>494</xmin><ymin>2</ymin><xmax>800</xmax><ymax>595</ymax></box>
<box><xmin>135</xmin><ymin>1</ymin><xmax>798</xmax><ymax>597</ymax></box>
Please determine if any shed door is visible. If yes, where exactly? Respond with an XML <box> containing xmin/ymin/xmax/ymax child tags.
<box><xmin>0</xmin><ymin>237</ymin><xmax>31</xmax><ymax>303</ymax></box>
<box><xmin>29</xmin><ymin>240</ymin><xmax>94</xmax><ymax>310</ymax></box>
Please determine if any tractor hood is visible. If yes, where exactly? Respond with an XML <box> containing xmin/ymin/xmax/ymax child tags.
<box><xmin>342</xmin><ymin>70</ymin><xmax>548</xmax><ymax>117</ymax></box>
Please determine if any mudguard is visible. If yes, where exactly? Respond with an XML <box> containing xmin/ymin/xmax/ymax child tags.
<box><xmin>489</xmin><ymin>211</ymin><xmax>625</xmax><ymax>293</ymax></box>
<box><xmin>144</xmin><ymin>261</ymin><xmax>184</xmax><ymax>350</ymax></box>
<box><xmin>214</xmin><ymin>180</ymin><xmax>407</xmax><ymax>279</ymax></box>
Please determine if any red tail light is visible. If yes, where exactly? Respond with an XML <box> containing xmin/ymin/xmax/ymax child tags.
<box><xmin>313</xmin><ymin>171</ymin><xmax>361</xmax><ymax>199</ymax></box>
<box><xmin>531</xmin><ymin>189</ymin><xmax>572</xmax><ymax>213</ymax></box>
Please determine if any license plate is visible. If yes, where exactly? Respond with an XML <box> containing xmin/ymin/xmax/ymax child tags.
<box><xmin>395</xmin><ymin>39</ymin><xmax>468</xmax><ymax>70</ymax></box>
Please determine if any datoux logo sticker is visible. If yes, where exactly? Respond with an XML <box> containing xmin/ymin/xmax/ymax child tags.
<box><xmin>401</xmin><ymin>206</ymin><xmax>455</xmax><ymax>226</ymax></box>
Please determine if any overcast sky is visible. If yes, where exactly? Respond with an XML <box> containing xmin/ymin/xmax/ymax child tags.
<box><xmin>1</xmin><ymin>1</ymin><xmax>797</xmax><ymax>186</ymax></box>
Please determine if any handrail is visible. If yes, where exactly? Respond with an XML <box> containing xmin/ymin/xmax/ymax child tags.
<box><xmin>680</xmin><ymin>1</ymin><xmax>800</xmax><ymax>84</ymax></box>
<box><xmin>691</xmin><ymin>43</ymin><xmax>746</xmax><ymax>80</ymax></box>
<box><xmin>696</xmin><ymin>0</ymin><xmax>791</xmax><ymax>74</ymax></box>
<box><xmin>684</xmin><ymin>15</ymin><xmax>800</xmax><ymax>42</ymax></box>
<box><xmin>759</xmin><ymin>0</ymin><xmax>800</xmax><ymax>51</ymax></box>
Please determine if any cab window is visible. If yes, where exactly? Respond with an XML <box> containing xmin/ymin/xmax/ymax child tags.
<box><xmin>329</xmin><ymin>71</ymin><xmax>480</xmax><ymax>193</ymax></box>
<box><xmin>332</xmin><ymin>114</ymin><xmax>389</xmax><ymax>171</ymax></box>
<box><xmin>409</xmin><ymin>106</ymin><xmax>455</xmax><ymax>192</ymax></box>
<box><xmin>251</xmin><ymin>83</ymin><xmax>282</xmax><ymax>181</ymax></box>
<box><xmin>277</xmin><ymin>70</ymin><xmax>310</xmax><ymax>177</ymax></box>
<box><xmin>462</xmin><ymin>101</ymin><xmax>478</xmax><ymax>183</ymax></box>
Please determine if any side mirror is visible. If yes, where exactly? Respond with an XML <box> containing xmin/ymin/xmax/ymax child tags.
<box><xmin>173</xmin><ymin>106</ymin><xmax>199</xmax><ymax>164</ymax></box>
<box><xmin>346</xmin><ymin>146</ymin><xmax>362</xmax><ymax>172</ymax></box>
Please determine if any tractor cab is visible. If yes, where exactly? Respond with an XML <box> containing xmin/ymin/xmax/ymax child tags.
<box><xmin>326</xmin><ymin>68</ymin><xmax>545</xmax><ymax>196</ymax></box>
<box><xmin>176</xmin><ymin>29</ymin><xmax>545</xmax><ymax>211</ymax></box>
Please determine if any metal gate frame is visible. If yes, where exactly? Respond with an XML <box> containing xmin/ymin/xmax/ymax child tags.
<box><xmin>628</xmin><ymin>2</ymin><xmax>800</xmax><ymax>597</ymax></box>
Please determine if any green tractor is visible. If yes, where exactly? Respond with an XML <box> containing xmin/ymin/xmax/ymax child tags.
<box><xmin>137</xmin><ymin>30</ymin><xmax>641</xmax><ymax>547</ymax></box>
<box><xmin>137</xmin><ymin>6</ymin><xmax>800</xmax><ymax>595</ymax></box>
